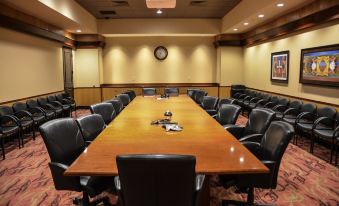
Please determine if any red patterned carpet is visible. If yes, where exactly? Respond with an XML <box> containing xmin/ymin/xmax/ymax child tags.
<box><xmin>0</xmin><ymin>110</ymin><xmax>338</xmax><ymax>206</ymax></box>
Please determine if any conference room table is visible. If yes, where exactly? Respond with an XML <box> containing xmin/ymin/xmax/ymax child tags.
<box><xmin>65</xmin><ymin>95</ymin><xmax>269</xmax><ymax>205</ymax></box>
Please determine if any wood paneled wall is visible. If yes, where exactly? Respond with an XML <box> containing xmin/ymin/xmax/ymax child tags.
<box><xmin>74</xmin><ymin>88</ymin><xmax>101</xmax><ymax>107</ymax></box>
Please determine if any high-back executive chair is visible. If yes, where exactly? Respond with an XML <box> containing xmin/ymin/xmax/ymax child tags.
<box><xmin>142</xmin><ymin>88</ymin><xmax>156</xmax><ymax>96</ymax></box>
<box><xmin>164</xmin><ymin>87</ymin><xmax>179</xmax><ymax>96</ymax></box>
<box><xmin>215</xmin><ymin>104</ymin><xmax>242</xmax><ymax>127</ymax></box>
<box><xmin>90</xmin><ymin>102</ymin><xmax>116</xmax><ymax>125</ymax></box>
<box><xmin>76</xmin><ymin>114</ymin><xmax>106</xmax><ymax>146</ymax></box>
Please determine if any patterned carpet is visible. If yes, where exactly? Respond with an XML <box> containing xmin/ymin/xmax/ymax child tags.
<box><xmin>0</xmin><ymin>110</ymin><xmax>338</xmax><ymax>206</ymax></box>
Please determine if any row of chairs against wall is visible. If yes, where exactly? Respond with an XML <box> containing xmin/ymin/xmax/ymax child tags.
<box><xmin>40</xmin><ymin>87</ymin><xmax>296</xmax><ymax>206</ymax></box>
<box><xmin>229</xmin><ymin>85</ymin><xmax>339</xmax><ymax>165</ymax></box>
<box><xmin>0</xmin><ymin>93</ymin><xmax>76</xmax><ymax>159</ymax></box>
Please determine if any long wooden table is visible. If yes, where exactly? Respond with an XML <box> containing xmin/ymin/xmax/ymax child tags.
<box><xmin>66</xmin><ymin>95</ymin><xmax>268</xmax><ymax>176</ymax></box>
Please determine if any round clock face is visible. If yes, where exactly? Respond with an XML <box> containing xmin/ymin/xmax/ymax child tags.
<box><xmin>154</xmin><ymin>46</ymin><xmax>168</xmax><ymax>60</ymax></box>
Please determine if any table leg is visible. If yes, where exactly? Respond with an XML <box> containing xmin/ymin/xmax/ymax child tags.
<box><xmin>198</xmin><ymin>175</ymin><xmax>210</xmax><ymax>206</ymax></box>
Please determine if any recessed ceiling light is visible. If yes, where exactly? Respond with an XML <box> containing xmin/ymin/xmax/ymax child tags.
<box><xmin>277</xmin><ymin>3</ymin><xmax>284</xmax><ymax>7</ymax></box>
<box><xmin>233</xmin><ymin>28</ymin><xmax>238</xmax><ymax>31</ymax></box>
<box><xmin>243</xmin><ymin>22</ymin><xmax>249</xmax><ymax>26</ymax></box>
<box><xmin>76</xmin><ymin>29</ymin><xmax>82</xmax><ymax>33</ymax></box>
<box><xmin>258</xmin><ymin>14</ymin><xmax>264</xmax><ymax>18</ymax></box>
<box><xmin>156</xmin><ymin>9</ymin><xmax>163</xmax><ymax>14</ymax></box>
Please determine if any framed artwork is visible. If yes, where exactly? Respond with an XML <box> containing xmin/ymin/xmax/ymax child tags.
<box><xmin>300</xmin><ymin>44</ymin><xmax>339</xmax><ymax>87</ymax></box>
<box><xmin>271</xmin><ymin>51</ymin><xmax>289</xmax><ymax>83</ymax></box>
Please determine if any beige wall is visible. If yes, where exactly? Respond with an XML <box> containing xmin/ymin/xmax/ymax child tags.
<box><xmin>243</xmin><ymin>24</ymin><xmax>339</xmax><ymax>105</ymax></box>
<box><xmin>102</xmin><ymin>37</ymin><xmax>217</xmax><ymax>84</ymax></box>
<box><xmin>219</xmin><ymin>46</ymin><xmax>244</xmax><ymax>86</ymax></box>
<box><xmin>0</xmin><ymin>27</ymin><xmax>63</xmax><ymax>103</ymax></box>
<box><xmin>74</xmin><ymin>49</ymin><xmax>101</xmax><ymax>87</ymax></box>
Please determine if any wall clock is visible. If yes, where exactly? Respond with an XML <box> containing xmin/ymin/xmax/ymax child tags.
<box><xmin>154</xmin><ymin>46</ymin><xmax>168</xmax><ymax>60</ymax></box>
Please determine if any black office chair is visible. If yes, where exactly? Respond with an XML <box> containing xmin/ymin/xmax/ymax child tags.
<box><xmin>207</xmin><ymin>98</ymin><xmax>236</xmax><ymax>116</ymax></box>
<box><xmin>39</xmin><ymin>118</ymin><xmax>113</xmax><ymax>206</ymax></box>
<box><xmin>47</xmin><ymin>95</ymin><xmax>71</xmax><ymax>117</ymax></box>
<box><xmin>215</xmin><ymin>104</ymin><xmax>241</xmax><ymax>127</ymax></box>
<box><xmin>263</xmin><ymin>96</ymin><xmax>279</xmax><ymax>109</ymax></box>
<box><xmin>0</xmin><ymin>105</ymin><xmax>34</xmax><ymax>144</ymax></box>
<box><xmin>76</xmin><ymin>114</ymin><xmax>106</xmax><ymax>146</ymax></box>
<box><xmin>230</xmin><ymin>85</ymin><xmax>246</xmax><ymax>98</ymax></box>
<box><xmin>114</xmin><ymin>154</ymin><xmax>205</xmax><ymax>206</ymax></box>
<box><xmin>294</xmin><ymin>103</ymin><xmax>317</xmax><ymax>145</ymax></box>
<box><xmin>271</xmin><ymin>97</ymin><xmax>289</xmax><ymax>120</ymax></box>
<box><xmin>187</xmin><ymin>89</ymin><xmax>200</xmax><ymax>99</ymax></box>
<box><xmin>27</xmin><ymin>99</ymin><xmax>55</xmax><ymax>120</ymax></box>
<box><xmin>38</xmin><ymin>97</ymin><xmax>63</xmax><ymax>118</ymax></box>
<box><xmin>201</xmin><ymin>96</ymin><xmax>219</xmax><ymax>114</ymax></box>
<box><xmin>104</xmin><ymin>98</ymin><xmax>124</xmax><ymax>115</ymax></box>
<box><xmin>0</xmin><ymin>115</ymin><xmax>21</xmax><ymax>159</ymax></box>
<box><xmin>225</xmin><ymin>108</ymin><xmax>276</xmax><ymax>142</ymax></box>
<box><xmin>12</xmin><ymin>102</ymin><xmax>46</xmax><ymax>140</ymax></box>
<box><xmin>281</xmin><ymin>100</ymin><xmax>303</xmax><ymax>125</ymax></box>
<box><xmin>123</xmin><ymin>90</ymin><xmax>136</xmax><ymax>101</ymax></box>
<box><xmin>90</xmin><ymin>103</ymin><xmax>116</xmax><ymax>125</ymax></box>
<box><xmin>116</xmin><ymin>94</ymin><xmax>131</xmax><ymax>107</ymax></box>
<box><xmin>164</xmin><ymin>87</ymin><xmax>179</xmax><ymax>96</ymax></box>
<box><xmin>142</xmin><ymin>88</ymin><xmax>156</xmax><ymax>96</ymax></box>
<box><xmin>56</xmin><ymin>93</ymin><xmax>76</xmax><ymax>117</ymax></box>
<box><xmin>220</xmin><ymin>121</ymin><xmax>295</xmax><ymax>206</ymax></box>
<box><xmin>193</xmin><ymin>90</ymin><xmax>207</xmax><ymax>105</ymax></box>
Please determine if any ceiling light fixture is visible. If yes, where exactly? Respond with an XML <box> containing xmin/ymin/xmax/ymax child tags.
<box><xmin>258</xmin><ymin>14</ymin><xmax>264</xmax><ymax>18</ymax></box>
<box><xmin>156</xmin><ymin>9</ymin><xmax>162</xmax><ymax>14</ymax></box>
<box><xmin>76</xmin><ymin>29</ymin><xmax>82</xmax><ymax>33</ymax></box>
<box><xmin>233</xmin><ymin>28</ymin><xmax>238</xmax><ymax>31</ymax></box>
<box><xmin>277</xmin><ymin>3</ymin><xmax>284</xmax><ymax>7</ymax></box>
<box><xmin>243</xmin><ymin>22</ymin><xmax>249</xmax><ymax>26</ymax></box>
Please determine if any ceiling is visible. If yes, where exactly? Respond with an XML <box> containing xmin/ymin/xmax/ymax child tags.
<box><xmin>74</xmin><ymin>0</ymin><xmax>241</xmax><ymax>19</ymax></box>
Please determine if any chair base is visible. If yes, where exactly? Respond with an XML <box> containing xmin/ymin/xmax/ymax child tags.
<box><xmin>222</xmin><ymin>200</ymin><xmax>275</xmax><ymax>206</ymax></box>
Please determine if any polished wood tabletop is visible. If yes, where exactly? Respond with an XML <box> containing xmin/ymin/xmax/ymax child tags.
<box><xmin>65</xmin><ymin>95</ymin><xmax>268</xmax><ymax>176</ymax></box>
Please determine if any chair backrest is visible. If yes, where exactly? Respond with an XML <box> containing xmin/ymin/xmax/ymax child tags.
<box><xmin>201</xmin><ymin>96</ymin><xmax>218</xmax><ymax>110</ymax></box>
<box><xmin>39</xmin><ymin>118</ymin><xmax>85</xmax><ymax>166</ymax></box>
<box><xmin>193</xmin><ymin>90</ymin><xmax>206</xmax><ymax>104</ymax></box>
<box><xmin>116</xmin><ymin>154</ymin><xmax>196</xmax><ymax>206</ymax></box>
<box><xmin>90</xmin><ymin>103</ymin><xmax>116</xmax><ymax>125</ymax></box>
<box><xmin>117</xmin><ymin>94</ymin><xmax>131</xmax><ymax>106</ymax></box>
<box><xmin>289</xmin><ymin>100</ymin><xmax>302</xmax><ymax>110</ymax></box>
<box><xmin>56</xmin><ymin>94</ymin><xmax>65</xmax><ymax>102</ymax></box>
<box><xmin>142</xmin><ymin>88</ymin><xmax>156</xmax><ymax>96</ymax></box>
<box><xmin>244</xmin><ymin>108</ymin><xmax>276</xmax><ymax>136</ymax></box>
<box><xmin>12</xmin><ymin>102</ymin><xmax>28</xmax><ymax>112</ymax></box>
<box><xmin>123</xmin><ymin>90</ymin><xmax>136</xmax><ymax>100</ymax></box>
<box><xmin>300</xmin><ymin>103</ymin><xmax>317</xmax><ymax>114</ymax></box>
<box><xmin>187</xmin><ymin>89</ymin><xmax>200</xmax><ymax>98</ymax></box>
<box><xmin>260</xmin><ymin>121</ymin><xmax>294</xmax><ymax>188</ymax></box>
<box><xmin>105</xmin><ymin>98</ymin><xmax>124</xmax><ymax>115</ymax></box>
<box><xmin>217</xmin><ymin>104</ymin><xmax>242</xmax><ymax>125</ymax></box>
<box><xmin>277</xmin><ymin>97</ymin><xmax>289</xmax><ymax>106</ymax></box>
<box><xmin>47</xmin><ymin>95</ymin><xmax>57</xmax><ymax>102</ymax></box>
<box><xmin>27</xmin><ymin>99</ymin><xmax>40</xmax><ymax>108</ymax></box>
<box><xmin>269</xmin><ymin>96</ymin><xmax>279</xmax><ymax>104</ymax></box>
<box><xmin>164</xmin><ymin>87</ymin><xmax>179</xmax><ymax>96</ymax></box>
<box><xmin>38</xmin><ymin>97</ymin><xmax>49</xmax><ymax>107</ymax></box>
<box><xmin>0</xmin><ymin>106</ymin><xmax>14</xmax><ymax>116</ymax></box>
<box><xmin>76</xmin><ymin>114</ymin><xmax>106</xmax><ymax>142</ymax></box>
<box><xmin>317</xmin><ymin>106</ymin><xmax>337</xmax><ymax>126</ymax></box>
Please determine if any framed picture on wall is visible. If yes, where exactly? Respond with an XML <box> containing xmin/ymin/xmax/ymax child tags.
<box><xmin>271</xmin><ymin>51</ymin><xmax>289</xmax><ymax>83</ymax></box>
<box><xmin>299</xmin><ymin>44</ymin><xmax>339</xmax><ymax>87</ymax></box>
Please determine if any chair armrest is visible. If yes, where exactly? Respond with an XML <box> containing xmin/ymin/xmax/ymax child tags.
<box><xmin>14</xmin><ymin>110</ymin><xmax>33</xmax><ymax>119</ymax></box>
<box><xmin>249</xmin><ymin>97</ymin><xmax>260</xmax><ymax>104</ymax></box>
<box><xmin>0</xmin><ymin>115</ymin><xmax>20</xmax><ymax>126</ymax></box>
<box><xmin>334</xmin><ymin>126</ymin><xmax>339</xmax><ymax>137</ymax></box>
<box><xmin>273</xmin><ymin>104</ymin><xmax>288</xmax><ymax>112</ymax></box>
<box><xmin>238</xmin><ymin>94</ymin><xmax>246</xmax><ymax>99</ymax></box>
<box><xmin>61</xmin><ymin>99</ymin><xmax>72</xmax><ymax>105</ymax></box>
<box><xmin>205</xmin><ymin>109</ymin><xmax>217</xmax><ymax>116</ymax></box>
<box><xmin>239</xmin><ymin>134</ymin><xmax>263</xmax><ymax>143</ymax></box>
<box><xmin>50</xmin><ymin>101</ymin><xmax>63</xmax><ymax>107</ymax></box>
<box><xmin>241</xmin><ymin>141</ymin><xmax>261</xmax><ymax>158</ymax></box>
<box><xmin>256</xmin><ymin>99</ymin><xmax>268</xmax><ymax>106</ymax></box>
<box><xmin>195</xmin><ymin>174</ymin><xmax>205</xmax><ymax>191</ymax></box>
<box><xmin>261</xmin><ymin>160</ymin><xmax>276</xmax><ymax>172</ymax></box>
<box><xmin>264</xmin><ymin>102</ymin><xmax>276</xmax><ymax>108</ymax></box>
<box><xmin>224</xmin><ymin>125</ymin><xmax>245</xmax><ymax>139</ymax></box>
<box><xmin>282</xmin><ymin>108</ymin><xmax>299</xmax><ymax>118</ymax></box>
<box><xmin>49</xmin><ymin>162</ymin><xmax>81</xmax><ymax>191</ymax></box>
<box><xmin>114</xmin><ymin>176</ymin><xmax>121</xmax><ymax>190</ymax></box>
<box><xmin>28</xmin><ymin>107</ymin><xmax>46</xmax><ymax>115</ymax></box>
<box><xmin>296</xmin><ymin>112</ymin><xmax>316</xmax><ymax>123</ymax></box>
<box><xmin>312</xmin><ymin>117</ymin><xmax>335</xmax><ymax>130</ymax></box>
<box><xmin>212</xmin><ymin>114</ymin><xmax>217</xmax><ymax>119</ymax></box>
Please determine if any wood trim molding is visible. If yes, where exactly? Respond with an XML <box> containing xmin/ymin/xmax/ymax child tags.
<box><xmin>75</xmin><ymin>34</ymin><xmax>106</xmax><ymax>48</ymax></box>
<box><xmin>100</xmin><ymin>83</ymin><xmax>220</xmax><ymax>88</ymax></box>
<box><xmin>215</xmin><ymin>0</ymin><xmax>339</xmax><ymax>47</ymax></box>
<box><xmin>0</xmin><ymin>90</ymin><xmax>64</xmax><ymax>105</ymax></box>
<box><xmin>247</xmin><ymin>87</ymin><xmax>339</xmax><ymax>107</ymax></box>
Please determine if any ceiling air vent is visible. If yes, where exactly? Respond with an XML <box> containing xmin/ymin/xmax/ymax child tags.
<box><xmin>100</xmin><ymin>10</ymin><xmax>117</xmax><ymax>15</ymax></box>
<box><xmin>190</xmin><ymin>0</ymin><xmax>207</xmax><ymax>6</ymax></box>
<box><xmin>112</xmin><ymin>0</ymin><xmax>129</xmax><ymax>7</ymax></box>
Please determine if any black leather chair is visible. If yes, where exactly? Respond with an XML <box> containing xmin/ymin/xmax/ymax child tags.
<box><xmin>215</xmin><ymin>104</ymin><xmax>242</xmax><ymax>127</ymax></box>
<box><xmin>104</xmin><ymin>98</ymin><xmax>124</xmax><ymax>115</ymax></box>
<box><xmin>230</xmin><ymin>85</ymin><xmax>246</xmax><ymax>98</ymax></box>
<box><xmin>114</xmin><ymin>154</ymin><xmax>205</xmax><ymax>206</ymax></box>
<box><xmin>310</xmin><ymin>107</ymin><xmax>337</xmax><ymax>157</ymax></box>
<box><xmin>164</xmin><ymin>87</ymin><xmax>179</xmax><ymax>96</ymax></box>
<box><xmin>27</xmin><ymin>99</ymin><xmax>55</xmax><ymax>120</ymax></box>
<box><xmin>39</xmin><ymin>118</ymin><xmax>113</xmax><ymax>206</ymax></box>
<box><xmin>0</xmin><ymin>105</ymin><xmax>34</xmax><ymax>144</ymax></box>
<box><xmin>76</xmin><ymin>114</ymin><xmax>106</xmax><ymax>146</ymax></box>
<box><xmin>221</xmin><ymin>121</ymin><xmax>295</xmax><ymax>206</ymax></box>
<box><xmin>187</xmin><ymin>89</ymin><xmax>200</xmax><ymax>99</ymax></box>
<box><xmin>142</xmin><ymin>88</ymin><xmax>156</xmax><ymax>96</ymax></box>
<box><xmin>47</xmin><ymin>95</ymin><xmax>71</xmax><ymax>117</ymax></box>
<box><xmin>193</xmin><ymin>90</ymin><xmax>207</xmax><ymax>105</ymax></box>
<box><xmin>0</xmin><ymin>115</ymin><xmax>21</xmax><ymax>159</ymax></box>
<box><xmin>281</xmin><ymin>100</ymin><xmax>303</xmax><ymax>125</ymax></box>
<box><xmin>247</xmin><ymin>94</ymin><xmax>271</xmax><ymax>110</ymax></box>
<box><xmin>117</xmin><ymin>94</ymin><xmax>131</xmax><ymax>107</ymax></box>
<box><xmin>38</xmin><ymin>97</ymin><xmax>63</xmax><ymax>118</ymax></box>
<box><xmin>56</xmin><ymin>93</ymin><xmax>76</xmax><ymax>117</ymax></box>
<box><xmin>294</xmin><ymin>103</ymin><xmax>317</xmax><ymax>145</ymax></box>
<box><xmin>271</xmin><ymin>97</ymin><xmax>289</xmax><ymax>120</ymax></box>
<box><xmin>90</xmin><ymin>103</ymin><xmax>116</xmax><ymax>125</ymax></box>
<box><xmin>201</xmin><ymin>96</ymin><xmax>218</xmax><ymax>114</ymax></box>
<box><xmin>123</xmin><ymin>90</ymin><xmax>136</xmax><ymax>101</ymax></box>
<box><xmin>224</xmin><ymin>108</ymin><xmax>276</xmax><ymax>142</ymax></box>
<box><xmin>208</xmin><ymin>98</ymin><xmax>236</xmax><ymax>116</ymax></box>
<box><xmin>13</xmin><ymin>102</ymin><xmax>46</xmax><ymax>140</ymax></box>
<box><xmin>263</xmin><ymin>96</ymin><xmax>279</xmax><ymax>109</ymax></box>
